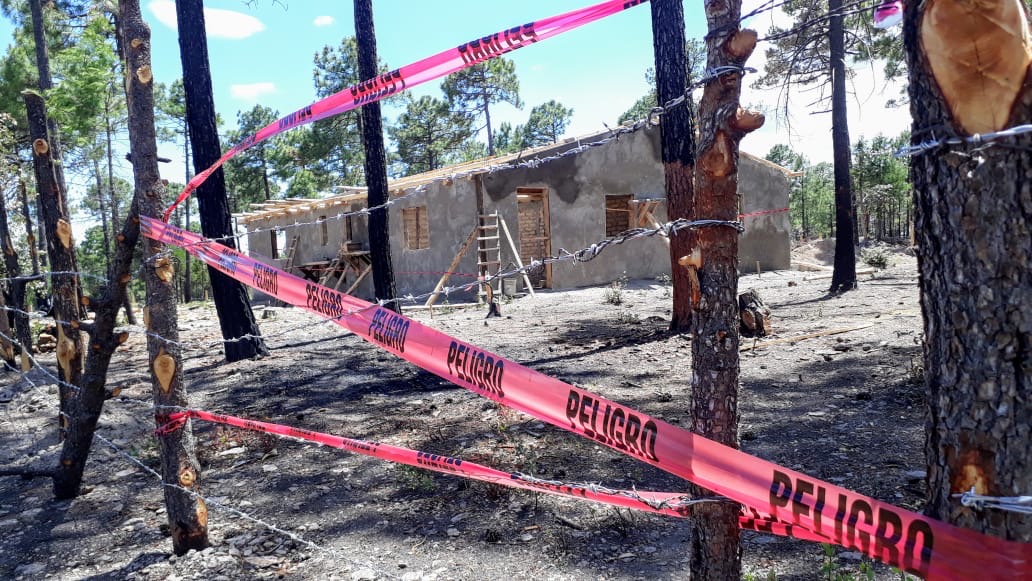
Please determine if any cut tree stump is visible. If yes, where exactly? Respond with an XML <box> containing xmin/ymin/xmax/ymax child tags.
<box><xmin>739</xmin><ymin>289</ymin><xmax>771</xmax><ymax>337</ymax></box>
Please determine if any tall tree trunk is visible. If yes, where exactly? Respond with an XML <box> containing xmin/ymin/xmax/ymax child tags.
<box><xmin>175</xmin><ymin>0</ymin><xmax>267</xmax><ymax>360</ymax></box>
<box><xmin>93</xmin><ymin>158</ymin><xmax>112</xmax><ymax>276</ymax></box>
<box><xmin>828</xmin><ymin>0</ymin><xmax>857</xmax><ymax>292</ymax></box>
<box><xmin>0</xmin><ymin>188</ymin><xmax>31</xmax><ymax>368</ymax></box>
<box><xmin>654</xmin><ymin>0</ymin><xmax>697</xmax><ymax>333</ymax></box>
<box><xmin>0</xmin><ymin>285</ymin><xmax>15</xmax><ymax>367</ymax></box>
<box><xmin>691</xmin><ymin>1</ymin><xmax>763</xmax><ymax>578</ymax></box>
<box><xmin>183</xmin><ymin>135</ymin><xmax>192</xmax><ymax>303</ymax></box>
<box><xmin>113</xmin><ymin>2</ymin><xmax>210</xmax><ymax>553</ymax></box>
<box><xmin>24</xmin><ymin>92</ymin><xmax>82</xmax><ymax>435</ymax></box>
<box><xmin>28</xmin><ymin>0</ymin><xmax>51</xmax><ymax>92</ymax></box>
<box><xmin>19</xmin><ymin>180</ymin><xmax>40</xmax><ymax>276</ymax></box>
<box><xmin>483</xmin><ymin>89</ymin><xmax>494</xmax><ymax>156</ymax></box>
<box><xmin>800</xmin><ymin>185</ymin><xmax>808</xmax><ymax>239</ymax></box>
<box><xmin>355</xmin><ymin>0</ymin><xmax>399</xmax><ymax>313</ymax></box>
<box><xmin>35</xmin><ymin>195</ymin><xmax>48</xmax><ymax>272</ymax></box>
<box><xmin>260</xmin><ymin>153</ymin><xmax>271</xmax><ymax>201</ymax></box>
<box><xmin>903</xmin><ymin>0</ymin><xmax>1031</xmax><ymax>543</ymax></box>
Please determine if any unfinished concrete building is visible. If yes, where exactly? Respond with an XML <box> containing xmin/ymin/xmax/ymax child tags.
<box><xmin>234</xmin><ymin>124</ymin><xmax>792</xmax><ymax>303</ymax></box>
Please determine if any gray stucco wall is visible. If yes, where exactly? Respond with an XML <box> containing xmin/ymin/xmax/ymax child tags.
<box><xmin>242</xmin><ymin>125</ymin><xmax>791</xmax><ymax>302</ymax></box>
<box><xmin>738</xmin><ymin>155</ymin><xmax>792</xmax><ymax>271</ymax></box>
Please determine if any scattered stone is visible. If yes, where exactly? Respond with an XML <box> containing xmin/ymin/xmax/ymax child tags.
<box><xmin>519</xmin><ymin>533</ymin><xmax>534</xmax><ymax>542</ymax></box>
<box><xmin>261</xmin><ymin>464</ymin><xmax>278</xmax><ymax>473</ymax></box>
<box><xmin>15</xmin><ymin>563</ymin><xmax>45</xmax><ymax>576</ymax></box>
<box><xmin>351</xmin><ymin>568</ymin><xmax>378</xmax><ymax>580</ymax></box>
<box><xmin>838</xmin><ymin>551</ymin><xmax>863</xmax><ymax>561</ymax></box>
<box><xmin>217</xmin><ymin>447</ymin><xmax>246</xmax><ymax>457</ymax></box>
<box><xmin>904</xmin><ymin>470</ymin><xmax>926</xmax><ymax>481</ymax></box>
<box><xmin>446</xmin><ymin>527</ymin><xmax>460</xmax><ymax>537</ymax></box>
<box><xmin>18</xmin><ymin>508</ymin><xmax>43</xmax><ymax>521</ymax></box>
<box><xmin>244</xmin><ymin>556</ymin><xmax>279</xmax><ymax>568</ymax></box>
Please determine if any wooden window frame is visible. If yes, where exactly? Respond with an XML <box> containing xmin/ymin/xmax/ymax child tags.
<box><xmin>402</xmin><ymin>206</ymin><xmax>430</xmax><ymax>250</ymax></box>
<box><xmin>605</xmin><ymin>194</ymin><xmax>634</xmax><ymax>237</ymax></box>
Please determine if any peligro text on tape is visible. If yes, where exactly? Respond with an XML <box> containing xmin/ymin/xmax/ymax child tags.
<box><xmin>162</xmin><ymin>0</ymin><xmax>649</xmax><ymax>221</ymax></box>
<box><xmin>170</xmin><ymin>408</ymin><xmax>823</xmax><ymax>540</ymax></box>
<box><xmin>141</xmin><ymin>216</ymin><xmax>1031</xmax><ymax>580</ymax></box>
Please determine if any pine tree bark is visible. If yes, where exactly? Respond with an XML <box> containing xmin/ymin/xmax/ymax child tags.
<box><xmin>19</xmin><ymin>181</ymin><xmax>40</xmax><ymax>277</ymax></box>
<box><xmin>355</xmin><ymin>0</ymin><xmax>399</xmax><ymax>313</ymax></box>
<box><xmin>828</xmin><ymin>0</ymin><xmax>858</xmax><ymax>293</ymax></box>
<box><xmin>175</xmin><ymin>0</ymin><xmax>267</xmax><ymax>360</ymax></box>
<box><xmin>118</xmin><ymin>0</ymin><xmax>209</xmax><ymax>551</ymax></box>
<box><xmin>652</xmin><ymin>0</ymin><xmax>697</xmax><ymax>333</ymax></box>
<box><xmin>24</xmin><ymin>91</ymin><xmax>82</xmax><ymax>435</ymax></box>
<box><xmin>903</xmin><ymin>0</ymin><xmax>1031</xmax><ymax>542</ymax></box>
<box><xmin>0</xmin><ymin>187</ymin><xmax>32</xmax><ymax>368</ymax></box>
<box><xmin>689</xmin><ymin>0</ymin><xmax>763</xmax><ymax>577</ymax></box>
<box><xmin>0</xmin><ymin>191</ymin><xmax>25</xmax><ymax>367</ymax></box>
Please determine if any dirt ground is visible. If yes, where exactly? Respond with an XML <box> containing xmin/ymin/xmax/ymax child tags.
<box><xmin>0</xmin><ymin>243</ymin><xmax>929</xmax><ymax>580</ymax></box>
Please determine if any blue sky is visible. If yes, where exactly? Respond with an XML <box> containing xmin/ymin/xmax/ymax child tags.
<box><xmin>1</xmin><ymin>0</ymin><xmax>909</xmax><ymax>201</ymax></box>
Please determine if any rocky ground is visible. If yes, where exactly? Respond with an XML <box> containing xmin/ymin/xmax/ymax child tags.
<box><xmin>0</xmin><ymin>243</ymin><xmax>928</xmax><ymax>580</ymax></box>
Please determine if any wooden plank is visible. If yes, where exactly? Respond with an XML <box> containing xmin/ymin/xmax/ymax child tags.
<box><xmin>426</xmin><ymin>226</ymin><xmax>478</xmax><ymax>307</ymax></box>
<box><xmin>345</xmin><ymin>265</ymin><xmax>372</xmax><ymax>295</ymax></box>
<box><xmin>498</xmin><ymin>215</ymin><xmax>536</xmax><ymax>297</ymax></box>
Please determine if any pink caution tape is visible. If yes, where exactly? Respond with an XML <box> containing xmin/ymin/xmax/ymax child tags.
<box><xmin>161</xmin><ymin>0</ymin><xmax>650</xmax><ymax>222</ymax></box>
<box><xmin>167</xmin><ymin>408</ymin><xmax>822</xmax><ymax>540</ymax></box>
<box><xmin>142</xmin><ymin>216</ymin><xmax>1032</xmax><ymax>580</ymax></box>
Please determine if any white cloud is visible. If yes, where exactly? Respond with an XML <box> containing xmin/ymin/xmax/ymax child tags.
<box><xmin>231</xmin><ymin>82</ymin><xmax>276</xmax><ymax>101</ymax></box>
<box><xmin>313</xmin><ymin>15</ymin><xmax>335</xmax><ymax>27</ymax></box>
<box><xmin>148</xmin><ymin>0</ymin><xmax>266</xmax><ymax>40</ymax></box>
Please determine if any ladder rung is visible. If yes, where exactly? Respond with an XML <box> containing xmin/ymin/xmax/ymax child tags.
<box><xmin>478</xmin><ymin>224</ymin><xmax>498</xmax><ymax>230</ymax></box>
<box><xmin>479</xmin><ymin>246</ymin><xmax>500</xmax><ymax>253</ymax></box>
<box><xmin>478</xmin><ymin>260</ymin><xmax>500</xmax><ymax>266</ymax></box>
<box><xmin>478</xmin><ymin>214</ymin><xmax>499</xmax><ymax>219</ymax></box>
<box><xmin>477</xmin><ymin>236</ymin><xmax>499</xmax><ymax>241</ymax></box>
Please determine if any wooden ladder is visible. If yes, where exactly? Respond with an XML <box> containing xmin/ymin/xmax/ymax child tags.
<box><xmin>275</xmin><ymin>235</ymin><xmax>300</xmax><ymax>306</ymax></box>
<box><xmin>282</xmin><ymin>235</ymin><xmax>300</xmax><ymax>273</ymax></box>
<box><xmin>476</xmin><ymin>213</ymin><xmax>502</xmax><ymax>304</ymax></box>
<box><xmin>318</xmin><ymin>245</ymin><xmax>346</xmax><ymax>287</ymax></box>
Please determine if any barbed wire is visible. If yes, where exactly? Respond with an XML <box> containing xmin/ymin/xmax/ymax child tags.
<box><xmin>511</xmin><ymin>472</ymin><xmax>736</xmax><ymax>513</ymax></box>
<box><xmin>895</xmin><ymin>124</ymin><xmax>1032</xmax><ymax>157</ymax></box>
<box><xmin>92</xmin><ymin>434</ymin><xmax>401</xmax><ymax>579</ymax></box>
<box><xmin>758</xmin><ymin>0</ymin><xmax>885</xmax><ymax>42</ymax></box>
<box><xmin>956</xmin><ymin>488</ymin><xmax>1032</xmax><ymax>516</ymax></box>
<box><xmin>187</xmin><ymin>67</ymin><xmax>753</xmax><ymax>249</ymax></box>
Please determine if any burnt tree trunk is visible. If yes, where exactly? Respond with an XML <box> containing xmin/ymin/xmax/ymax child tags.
<box><xmin>827</xmin><ymin>0</ymin><xmax>858</xmax><ymax>293</ymax></box>
<box><xmin>19</xmin><ymin>180</ymin><xmax>40</xmax><ymax>276</ymax></box>
<box><xmin>0</xmin><ymin>187</ymin><xmax>32</xmax><ymax>369</ymax></box>
<box><xmin>690</xmin><ymin>2</ymin><xmax>764</xmax><ymax>578</ymax></box>
<box><xmin>903</xmin><ymin>0</ymin><xmax>1031</xmax><ymax>542</ymax></box>
<box><xmin>355</xmin><ymin>0</ymin><xmax>399</xmax><ymax>313</ymax></box>
<box><xmin>175</xmin><ymin>0</ymin><xmax>266</xmax><ymax>360</ymax></box>
<box><xmin>0</xmin><ymin>285</ymin><xmax>15</xmax><ymax>367</ymax></box>
<box><xmin>120</xmin><ymin>0</ymin><xmax>209</xmax><ymax>551</ymax></box>
<box><xmin>652</xmin><ymin>0</ymin><xmax>697</xmax><ymax>333</ymax></box>
<box><xmin>24</xmin><ymin>91</ymin><xmax>83</xmax><ymax>435</ymax></box>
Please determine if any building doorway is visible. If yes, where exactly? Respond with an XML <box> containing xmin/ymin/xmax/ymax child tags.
<box><xmin>516</xmin><ymin>187</ymin><xmax>551</xmax><ymax>289</ymax></box>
